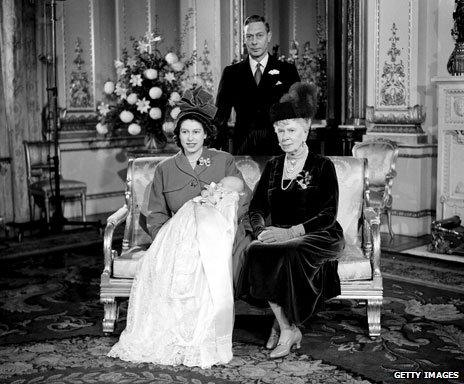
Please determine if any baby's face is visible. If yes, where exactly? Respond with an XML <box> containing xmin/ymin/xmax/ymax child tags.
<box><xmin>220</xmin><ymin>177</ymin><xmax>244</xmax><ymax>193</ymax></box>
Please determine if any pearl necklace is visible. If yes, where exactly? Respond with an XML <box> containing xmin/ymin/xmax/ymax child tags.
<box><xmin>281</xmin><ymin>178</ymin><xmax>294</xmax><ymax>191</ymax></box>
<box><xmin>281</xmin><ymin>143</ymin><xmax>308</xmax><ymax>190</ymax></box>
<box><xmin>285</xmin><ymin>158</ymin><xmax>301</xmax><ymax>176</ymax></box>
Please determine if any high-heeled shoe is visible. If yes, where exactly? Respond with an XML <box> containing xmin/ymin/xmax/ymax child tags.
<box><xmin>269</xmin><ymin>326</ymin><xmax>302</xmax><ymax>359</ymax></box>
<box><xmin>266</xmin><ymin>322</ymin><xmax>280</xmax><ymax>349</ymax></box>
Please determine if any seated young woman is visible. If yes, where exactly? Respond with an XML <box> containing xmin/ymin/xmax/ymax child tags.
<box><xmin>108</xmin><ymin>87</ymin><xmax>251</xmax><ymax>369</ymax></box>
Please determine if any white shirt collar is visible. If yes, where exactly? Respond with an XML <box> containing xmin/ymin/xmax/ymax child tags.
<box><xmin>249</xmin><ymin>53</ymin><xmax>269</xmax><ymax>74</ymax></box>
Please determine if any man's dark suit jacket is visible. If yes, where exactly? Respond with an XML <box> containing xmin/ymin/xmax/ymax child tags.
<box><xmin>215</xmin><ymin>54</ymin><xmax>300</xmax><ymax>155</ymax></box>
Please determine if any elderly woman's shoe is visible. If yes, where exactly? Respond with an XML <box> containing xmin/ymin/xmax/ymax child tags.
<box><xmin>269</xmin><ymin>326</ymin><xmax>302</xmax><ymax>359</ymax></box>
<box><xmin>266</xmin><ymin>322</ymin><xmax>280</xmax><ymax>349</ymax></box>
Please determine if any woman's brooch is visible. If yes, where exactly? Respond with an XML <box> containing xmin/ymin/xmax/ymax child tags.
<box><xmin>198</xmin><ymin>157</ymin><xmax>211</xmax><ymax>166</ymax></box>
<box><xmin>295</xmin><ymin>171</ymin><xmax>312</xmax><ymax>189</ymax></box>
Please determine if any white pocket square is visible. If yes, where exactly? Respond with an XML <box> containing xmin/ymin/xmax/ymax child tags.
<box><xmin>275</xmin><ymin>80</ymin><xmax>283</xmax><ymax>85</ymax></box>
<box><xmin>269</xmin><ymin>69</ymin><xmax>280</xmax><ymax>75</ymax></box>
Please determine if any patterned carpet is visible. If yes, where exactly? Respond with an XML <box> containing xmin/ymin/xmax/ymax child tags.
<box><xmin>0</xmin><ymin>223</ymin><xmax>117</xmax><ymax>261</ymax></box>
<box><xmin>302</xmin><ymin>279</ymin><xmax>464</xmax><ymax>382</ymax></box>
<box><xmin>0</xmin><ymin>243</ymin><xmax>463</xmax><ymax>383</ymax></box>
<box><xmin>0</xmin><ymin>338</ymin><xmax>371</xmax><ymax>384</ymax></box>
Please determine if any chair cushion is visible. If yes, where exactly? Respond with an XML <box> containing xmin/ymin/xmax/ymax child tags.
<box><xmin>329</xmin><ymin>157</ymin><xmax>365</xmax><ymax>246</ymax></box>
<box><xmin>30</xmin><ymin>179</ymin><xmax>86</xmax><ymax>193</ymax></box>
<box><xmin>113</xmin><ymin>243</ymin><xmax>372</xmax><ymax>281</ymax></box>
<box><xmin>113</xmin><ymin>245</ymin><xmax>149</xmax><ymax>278</ymax></box>
<box><xmin>337</xmin><ymin>244</ymin><xmax>372</xmax><ymax>281</ymax></box>
<box><xmin>235</xmin><ymin>156</ymin><xmax>268</xmax><ymax>191</ymax></box>
<box><xmin>127</xmin><ymin>157</ymin><xmax>168</xmax><ymax>248</ymax></box>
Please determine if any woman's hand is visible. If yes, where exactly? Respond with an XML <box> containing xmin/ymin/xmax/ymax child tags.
<box><xmin>198</xmin><ymin>183</ymin><xmax>222</xmax><ymax>206</ymax></box>
<box><xmin>257</xmin><ymin>226</ymin><xmax>293</xmax><ymax>243</ymax></box>
<box><xmin>257</xmin><ymin>224</ymin><xmax>305</xmax><ymax>243</ymax></box>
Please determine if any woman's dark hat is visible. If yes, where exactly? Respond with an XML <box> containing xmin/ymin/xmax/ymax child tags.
<box><xmin>270</xmin><ymin>82</ymin><xmax>317</xmax><ymax>124</ymax></box>
<box><xmin>176</xmin><ymin>86</ymin><xmax>217</xmax><ymax>123</ymax></box>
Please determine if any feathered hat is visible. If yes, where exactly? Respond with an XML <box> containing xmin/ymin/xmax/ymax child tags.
<box><xmin>270</xmin><ymin>82</ymin><xmax>318</xmax><ymax>124</ymax></box>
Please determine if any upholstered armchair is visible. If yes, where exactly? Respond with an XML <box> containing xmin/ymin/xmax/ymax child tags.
<box><xmin>24</xmin><ymin>141</ymin><xmax>87</xmax><ymax>223</ymax></box>
<box><xmin>352</xmin><ymin>138</ymin><xmax>399</xmax><ymax>237</ymax></box>
<box><xmin>101</xmin><ymin>155</ymin><xmax>383</xmax><ymax>338</ymax></box>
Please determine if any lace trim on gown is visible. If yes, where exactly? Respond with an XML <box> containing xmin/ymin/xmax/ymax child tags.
<box><xmin>108</xmin><ymin>193</ymin><xmax>238</xmax><ymax>369</ymax></box>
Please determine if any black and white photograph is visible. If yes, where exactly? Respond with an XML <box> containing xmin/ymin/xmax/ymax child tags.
<box><xmin>0</xmin><ymin>0</ymin><xmax>463</xmax><ymax>383</ymax></box>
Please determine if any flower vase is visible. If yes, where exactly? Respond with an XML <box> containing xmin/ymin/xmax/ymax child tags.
<box><xmin>144</xmin><ymin>134</ymin><xmax>167</xmax><ymax>152</ymax></box>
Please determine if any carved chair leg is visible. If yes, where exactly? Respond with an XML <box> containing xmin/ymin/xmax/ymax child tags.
<box><xmin>387</xmin><ymin>210</ymin><xmax>394</xmax><ymax>238</ymax></box>
<box><xmin>102</xmin><ymin>297</ymin><xmax>119</xmax><ymax>334</ymax></box>
<box><xmin>367</xmin><ymin>298</ymin><xmax>382</xmax><ymax>339</ymax></box>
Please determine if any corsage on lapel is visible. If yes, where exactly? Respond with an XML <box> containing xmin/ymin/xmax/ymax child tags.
<box><xmin>198</xmin><ymin>157</ymin><xmax>211</xmax><ymax>167</ymax></box>
<box><xmin>295</xmin><ymin>171</ymin><xmax>312</xmax><ymax>189</ymax></box>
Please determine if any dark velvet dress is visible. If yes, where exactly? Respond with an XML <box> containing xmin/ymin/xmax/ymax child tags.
<box><xmin>239</xmin><ymin>152</ymin><xmax>345</xmax><ymax>326</ymax></box>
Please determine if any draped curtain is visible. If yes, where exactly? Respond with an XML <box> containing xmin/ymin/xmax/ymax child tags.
<box><xmin>0</xmin><ymin>0</ymin><xmax>41</xmax><ymax>222</ymax></box>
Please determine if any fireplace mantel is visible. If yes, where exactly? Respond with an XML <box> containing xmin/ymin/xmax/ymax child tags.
<box><xmin>431</xmin><ymin>76</ymin><xmax>464</xmax><ymax>222</ymax></box>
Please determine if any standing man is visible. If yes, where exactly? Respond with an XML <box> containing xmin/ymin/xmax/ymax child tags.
<box><xmin>215</xmin><ymin>15</ymin><xmax>300</xmax><ymax>155</ymax></box>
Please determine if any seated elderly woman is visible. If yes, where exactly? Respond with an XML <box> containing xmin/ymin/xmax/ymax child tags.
<box><xmin>239</xmin><ymin>82</ymin><xmax>345</xmax><ymax>359</ymax></box>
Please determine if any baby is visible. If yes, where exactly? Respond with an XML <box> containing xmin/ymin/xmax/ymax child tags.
<box><xmin>219</xmin><ymin>176</ymin><xmax>245</xmax><ymax>194</ymax></box>
<box><xmin>196</xmin><ymin>176</ymin><xmax>245</xmax><ymax>206</ymax></box>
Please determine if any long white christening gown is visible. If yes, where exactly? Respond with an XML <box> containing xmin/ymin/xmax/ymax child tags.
<box><xmin>108</xmin><ymin>191</ymin><xmax>239</xmax><ymax>369</ymax></box>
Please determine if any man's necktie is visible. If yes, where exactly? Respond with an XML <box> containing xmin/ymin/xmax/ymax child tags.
<box><xmin>254</xmin><ymin>63</ymin><xmax>262</xmax><ymax>85</ymax></box>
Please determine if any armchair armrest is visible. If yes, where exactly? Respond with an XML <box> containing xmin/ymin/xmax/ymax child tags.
<box><xmin>385</xmin><ymin>169</ymin><xmax>397</xmax><ymax>181</ymax></box>
<box><xmin>364</xmin><ymin>206</ymin><xmax>381</xmax><ymax>277</ymax></box>
<box><xmin>103</xmin><ymin>205</ymin><xmax>129</xmax><ymax>278</ymax></box>
<box><xmin>382</xmin><ymin>169</ymin><xmax>397</xmax><ymax>205</ymax></box>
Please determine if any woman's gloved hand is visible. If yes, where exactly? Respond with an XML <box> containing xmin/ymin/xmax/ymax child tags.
<box><xmin>257</xmin><ymin>225</ymin><xmax>305</xmax><ymax>243</ymax></box>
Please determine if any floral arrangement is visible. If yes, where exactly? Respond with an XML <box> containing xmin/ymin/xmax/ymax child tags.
<box><xmin>95</xmin><ymin>31</ymin><xmax>196</xmax><ymax>146</ymax></box>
